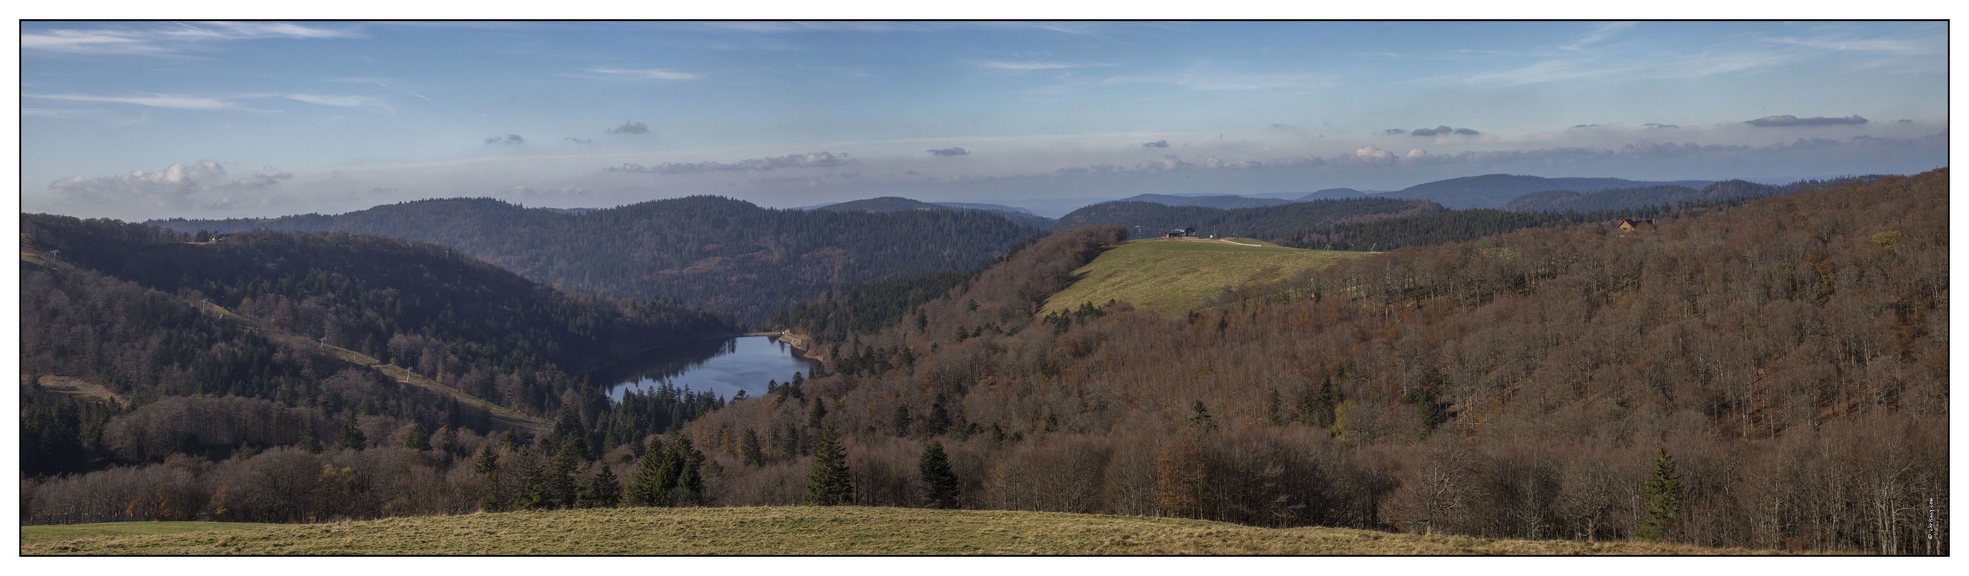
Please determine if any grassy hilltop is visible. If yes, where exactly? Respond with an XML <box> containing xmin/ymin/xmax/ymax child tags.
<box><xmin>1041</xmin><ymin>237</ymin><xmax>1363</xmax><ymax>316</ymax></box>
<box><xmin>21</xmin><ymin>507</ymin><xmax>1758</xmax><ymax>555</ymax></box>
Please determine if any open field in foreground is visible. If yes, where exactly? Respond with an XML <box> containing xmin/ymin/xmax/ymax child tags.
<box><xmin>1041</xmin><ymin>238</ymin><xmax>1363</xmax><ymax>316</ymax></box>
<box><xmin>22</xmin><ymin>506</ymin><xmax>1762</xmax><ymax>555</ymax></box>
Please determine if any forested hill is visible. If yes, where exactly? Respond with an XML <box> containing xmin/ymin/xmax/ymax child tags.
<box><xmin>682</xmin><ymin>169</ymin><xmax>1945</xmax><ymax>553</ymax></box>
<box><xmin>815</xmin><ymin>196</ymin><xmax>1054</xmax><ymax>228</ymax></box>
<box><xmin>1499</xmin><ymin>176</ymin><xmax>1887</xmax><ymax>213</ymax></box>
<box><xmin>1049</xmin><ymin>196</ymin><xmax>1436</xmax><ymax>238</ymax></box>
<box><xmin>21</xmin><ymin>215</ymin><xmax>730</xmax><ymax>417</ymax></box>
<box><xmin>1376</xmin><ymin>174</ymin><xmax>1714</xmax><ymax>209</ymax></box>
<box><xmin>151</xmin><ymin>195</ymin><xmax>1047</xmax><ymax>327</ymax></box>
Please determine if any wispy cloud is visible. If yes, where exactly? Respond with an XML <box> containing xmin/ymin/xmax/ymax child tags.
<box><xmin>1765</xmin><ymin>34</ymin><xmax>1943</xmax><ymax>56</ymax></box>
<box><xmin>22</xmin><ymin>22</ymin><xmax>357</xmax><ymax>55</ymax></box>
<box><xmin>610</xmin><ymin>152</ymin><xmax>852</xmax><ymax>174</ymax></box>
<box><xmin>485</xmin><ymin>134</ymin><xmax>526</xmax><ymax>145</ymax></box>
<box><xmin>608</xmin><ymin>121</ymin><xmax>650</xmax><ymax>135</ymax></box>
<box><xmin>26</xmin><ymin>93</ymin><xmax>237</xmax><ymax>110</ymax></box>
<box><xmin>927</xmin><ymin>147</ymin><xmax>970</xmax><ymax>157</ymax></box>
<box><xmin>1744</xmin><ymin>115</ymin><xmax>1868</xmax><ymax>127</ymax></box>
<box><xmin>976</xmin><ymin>60</ymin><xmax>1107</xmax><ymax>71</ymax></box>
<box><xmin>1561</xmin><ymin>22</ymin><xmax>1636</xmax><ymax>51</ymax></box>
<box><xmin>585</xmin><ymin>67</ymin><xmax>701</xmax><ymax>81</ymax></box>
<box><xmin>1142</xmin><ymin>140</ymin><xmax>1170</xmax><ymax>148</ymax></box>
<box><xmin>284</xmin><ymin>94</ymin><xmax>392</xmax><ymax>112</ymax></box>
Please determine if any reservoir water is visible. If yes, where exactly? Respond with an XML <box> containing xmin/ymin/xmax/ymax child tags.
<box><xmin>595</xmin><ymin>336</ymin><xmax>816</xmax><ymax>402</ymax></box>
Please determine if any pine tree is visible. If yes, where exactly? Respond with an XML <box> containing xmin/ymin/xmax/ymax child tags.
<box><xmin>741</xmin><ymin>428</ymin><xmax>765</xmax><ymax>467</ymax></box>
<box><xmin>299</xmin><ymin>431</ymin><xmax>323</xmax><ymax>454</ymax></box>
<box><xmin>403</xmin><ymin>422</ymin><xmax>431</xmax><ymax>450</ymax></box>
<box><xmin>669</xmin><ymin>434</ymin><xmax>705</xmax><ymax>505</ymax></box>
<box><xmin>338</xmin><ymin>412</ymin><xmax>367</xmax><ymax>451</ymax></box>
<box><xmin>918</xmin><ymin>441</ymin><xmax>959</xmax><ymax>509</ymax></box>
<box><xmin>802</xmin><ymin>427</ymin><xmax>853</xmax><ymax>506</ymax></box>
<box><xmin>808</xmin><ymin>397</ymin><xmax>828</xmax><ymax>429</ymax></box>
<box><xmin>927</xmin><ymin>393</ymin><xmax>951</xmax><ymax>435</ymax></box>
<box><xmin>1189</xmin><ymin>400</ymin><xmax>1215</xmax><ymax>431</ymax></box>
<box><xmin>579</xmin><ymin>464</ymin><xmax>621</xmax><ymax>508</ymax></box>
<box><xmin>547</xmin><ymin>440</ymin><xmax>583</xmax><ymax>508</ymax></box>
<box><xmin>1638</xmin><ymin>446</ymin><xmax>1686</xmax><ymax>541</ymax></box>
<box><xmin>891</xmin><ymin>405</ymin><xmax>912</xmax><ymax>437</ymax></box>
<box><xmin>651</xmin><ymin>436</ymin><xmax>684</xmax><ymax>506</ymax></box>
<box><xmin>623</xmin><ymin>436</ymin><xmax>667</xmax><ymax>506</ymax></box>
<box><xmin>1265</xmin><ymin>388</ymin><xmax>1282</xmax><ymax>426</ymax></box>
<box><xmin>474</xmin><ymin>444</ymin><xmax>504</xmax><ymax>512</ymax></box>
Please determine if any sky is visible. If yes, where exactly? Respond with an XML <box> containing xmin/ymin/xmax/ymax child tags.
<box><xmin>18</xmin><ymin>20</ymin><xmax>1951</xmax><ymax>220</ymax></box>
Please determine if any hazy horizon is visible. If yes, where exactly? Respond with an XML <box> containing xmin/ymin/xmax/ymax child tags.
<box><xmin>22</xmin><ymin>20</ymin><xmax>1949</xmax><ymax>221</ymax></box>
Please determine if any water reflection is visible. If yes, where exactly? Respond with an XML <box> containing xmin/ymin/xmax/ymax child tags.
<box><xmin>595</xmin><ymin>336</ymin><xmax>816</xmax><ymax>402</ymax></box>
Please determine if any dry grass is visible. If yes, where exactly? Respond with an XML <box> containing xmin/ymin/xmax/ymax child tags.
<box><xmin>21</xmin><ymin>506</ymin><xmax>1764</xmax><ymax>555</ymax></box>
<box><xmin>1042</xmin><ymin>238</ymin><xmax>1364</xmax><ymax>316</ymax></box>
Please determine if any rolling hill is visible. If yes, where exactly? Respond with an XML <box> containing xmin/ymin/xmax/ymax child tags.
<box><xmin>816</xmin><ymin>196</ymin><xmax>1054</xmax><ymax>228</ymax></box>
<box><xmin>151</xmin><ymin>196</ymin><xmax>1046</xmax><ymax>327</ymax></box>
<box><xmin>1041</xmin><ymin>237</ymin><xmax>1364</xmax><ymax>316</ymax></box>
<box><xmin>1114</xmin><ymin>193</ymin><xmax>1293</xmax><ymax>210</ymax></box>
<box><xmin>1048</xmin><ymin>196</ymin><xmax>1435</xmax><ymax>238</ymax></box>
<box><xmin>1376</xmin><ymin>174</ymin><xmax>1714</xmax><ymax>209</ymax></box>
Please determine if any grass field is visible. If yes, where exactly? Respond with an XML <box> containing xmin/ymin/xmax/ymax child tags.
<box><xmin>20</xmin><ymin>506</ymin><xmax>1759</xmax><ymax>555</ymax></box>
<box><xmin>1041</xmin><ymin>237</ymin><xmax>1364</xmax><ymax>316</ymax></box>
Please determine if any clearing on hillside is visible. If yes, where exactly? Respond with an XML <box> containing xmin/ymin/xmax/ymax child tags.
<box><xmin>20</xmin><ymin>507</ymin><xmax>1760</xmax><ymax>555</ymax></box>
<box><xmin>1041</xmin><ymin>237</ymin><xmax>1363</xmax><ymax>316</ymax></box>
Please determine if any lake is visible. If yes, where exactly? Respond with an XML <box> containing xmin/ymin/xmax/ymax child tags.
<box><xmin>595</xmin><ymin>336</ymin><xmax>816</xmax><ymax>402</ymax></box>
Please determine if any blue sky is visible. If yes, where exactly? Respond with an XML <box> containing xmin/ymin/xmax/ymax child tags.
<box><xmin>19</xmin><ymin>21</ymin><xmax>1949</xmax><ymax>219</ymax></box>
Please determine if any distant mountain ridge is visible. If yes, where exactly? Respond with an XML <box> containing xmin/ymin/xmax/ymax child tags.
<box><xmin>1050</xmin><ymin>197</ymin><xmax>1437</xmax><ymax>240</ymax></box>
<box><xmin>1499</xmin><ymin>176</ymin><xmax>1888</xmax><ymax>213</ymax></box>
<box><xmin>1377</xmin><ymin>174</ymin><xmax>1716</xmax><ymax>209</ymax></box>
<box><xmin>151</xmin><ymin>196</ymin><xmax>1045</xmax><ymax>327</ymax></box>
<box><xmin>814</xmin><ymin>196</ymin><xmax>1053</xmax><ymax>227</ymax></box>
<box><xmin>1113</xmin><ymin>194</ymin><xmax>1293</xmax><ymax>210</ymax></box>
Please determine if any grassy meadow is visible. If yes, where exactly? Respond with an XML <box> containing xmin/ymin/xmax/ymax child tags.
<box><xmin>21</xmin><ymin>506</ymin><xmax>1760</xmax><ymax>555</ymax></box>
<box><xmin>1041</xmin><ymin>237</ymin><xmax>1363</xmax><ymax>316</ymax></box>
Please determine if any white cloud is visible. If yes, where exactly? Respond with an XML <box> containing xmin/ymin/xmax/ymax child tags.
<box><xmin>22</xmin><ymin>22</ymin><xmax>356</xmax><ymax>55</ymax></box>
<box><xmin>48</xmin><ymin>161</ymin><xmax>293</xmax><ymax>209</ymax></box>
<box><xmin>26</xmin><ymin>93</ymin><xmax>237</xmax><ymax>110</ymax></box>
<box><xmin>285</xmin><ymin>94</ymin><xmax>393</xmax><ymax>112</ymax></box>
<box><xmin>586</xmin><ymin>67</ymin><xmax>702</xmax><ymax>81</ymax></box>
<box><xmin>977</xmin><ymin>61</ymin><xmax>1104</xmax><ymax>71</ymax></box>
<box><xmin>1561</xmin><ymin>22</ymin><xmax>1637</xmax><ymax>51</ymax></box>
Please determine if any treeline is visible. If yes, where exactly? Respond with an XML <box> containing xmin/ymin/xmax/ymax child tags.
<box><xmin>1275</xmin><ymin>177</ymin><xmax>1877</xmax><ymax>252</ymax></box>
<box><xmin>671</xmin><ymin>170</ymin><xmax>1947</xmax><ymax>553</ymax></box>
<box><xmin>1499</xmin><ymin>176</ymin><xmax>1885</xmax><ymax>213</ymax></box>
<box><xmin>153</xmin><ymin>195</ymin><xmax>1046</xmax><ymax>327</ymax></box>
<box><xmin>1048</xmin><ymin>197</ymin><xmax>1435</xmax><ymax>240</ymax></box>
<box><xmin>22</xmin><ymin>215</ymin><xmax>730</xmax><ymax>417</ymax></box>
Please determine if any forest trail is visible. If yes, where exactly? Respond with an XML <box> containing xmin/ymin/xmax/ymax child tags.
<box><xmin>192</xmin><ymin>300</ymin><xmax>551</xmax><ymax>434</ymax></box>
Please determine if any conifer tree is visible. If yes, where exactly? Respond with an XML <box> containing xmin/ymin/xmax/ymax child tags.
<box><xmin>1265</xmin><ymin>388</ymin><xmax>1282</xmax><ymax>426</ymax></box>
<box><xmin>808</xmin><ymin>397</ymin><xmax>828</xmax><ymax>429</ymax></box>
<box><xmin>927</xmin><ymin>393</ymin><xmax>952</xmax><ymax>435</ymax></box>
<box><xmin>547</xmin><ymin>440</ymin><xmax>583</xmax><ymax>508</ymax></box>
<box><xmin>474</xmin><ymin>444</ymin><xmax>504</xmax><ymax>512</ymax></box>
<box><xmin>579</xmin><ymin>464</ymin><xmax>621</xmax><ymax>508</ymax></box>
<box><xmin>299</xmin><ymin>431</ymin><xmax>323</xmax><ymax>454</ymax></box>
<box><xmin>1638</xmin><ymin>446</ymin><xmax>1686</xmax><ymax>541</ymax></box>
<box><xmin>666</xmin><ymin>434</ymin><xmax>705</xmax><ymax>505</ymax></box>
<box><xmin>892</xmin><ymin>405</ymin><xmax>912</xmax><ymax>437</ymax></box>
<box><xmin>918</xmin><ymin>441</ymin><xmax>959</xmax><ymax>509</ymax></box>
<box><xmin>802</xmin><ymin>427</ymin><xmax>853</xmax><ymax>506</ymax></box>
<box><xmin>623</xmin><ymin>436</ymin><xmax>667</xmax><ymax>506</ymax></box>
<box><xmin>338</xmin><ymin>412</ymin><xmax>367</xmax><ymax>451</ymax></box>
<box><xmin>403</xmin><ymin>422</ymin><xmax>431</xmax><ymax>450</ymax></box>
<box><xmin>740</xmin><ymin>428</ymin><xmax>765</xmax><ymax>467</ymax></box>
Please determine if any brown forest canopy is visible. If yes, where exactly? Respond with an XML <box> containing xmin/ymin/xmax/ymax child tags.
<box><xmin>23</xmin><ymin>169</ymin><xmax>1948</xmax><ymax>554</ymax></box>
<box><xmin>687</xmin><ymin>169</ymin><xmax>1947</xmax><ymax>552</ymax></box>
